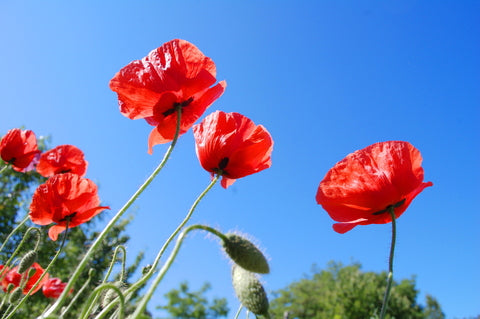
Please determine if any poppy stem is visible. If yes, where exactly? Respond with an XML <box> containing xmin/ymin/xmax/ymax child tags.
<box><xmin>3</xmin><ymin>222</ymin><xmax>70</xmax><ymax>319</ymax></box>
<box><xmin>0</xmin><ymin>227</ymin><xmax>41</xmax><ymax>280</ymax></box>
<box><xmin>0</xmin><ymin>165</ymin><xmax>8</xmax><ymax>175</ymax></box>
<box><xmin>79</xmin><ymin>245</ymin><xmax>127</xmax><ymax>316</ymax></box>
<box><xmin>60</xmin><ymin>269</ymin><xmax>94</xmax><ymax>317</ymax></box>
<box><xmin>79</xmin><ymin>283</ymin><xmax>125</xmax><ymax>319</ymax></box>
<box><xmin>130</xmin><ymin>223</ymin><xmax>222</xmax><ymax>319</ymax></box>
<box><xmin>379</xmin><ymin>207</ymin><xmax>397</xmax><ymax>319</ymax></box>
<box><xmin>39</xmin><ymin>106</ymin><xmax>183</xmax><ymax>319</ymax></box>
<box><xmin>233</xmin><ymin>304</ymin><xmax>244</xmax><ymax>319</ymax></box>
<box><xmin>0</xmin><ymin>214</ymin><xmax>29</xmax><ymax>254</ymax></box>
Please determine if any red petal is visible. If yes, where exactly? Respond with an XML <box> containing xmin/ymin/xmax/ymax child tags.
<box><xmin>147</xmin><ymin>81</ymin><xmax>226</xmax><ymax>153</ymax></box>
<box><xmin>109</xmin><ymin>39</ymin><xmax>220</xmax><ymax>121</ymax></box>
<box><xmin>316</xmin><ymin>141</ymin><xmax>432</xmax><ymax>232</ymax></box>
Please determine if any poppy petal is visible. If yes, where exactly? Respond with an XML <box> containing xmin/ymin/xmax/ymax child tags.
<box><xmin>110</xmin><ymin>39</ymin><xmax>225</xmax><ymax>151</ymax></box>
<box><xmin>317</xmin><ymin>141</ymin><xmax>432</xmax><ymax>233</ymax></box>
<box><xmin>194</xmin><ymin>111</ymin><xmax>273</xmax><ymax>189</ymax></box>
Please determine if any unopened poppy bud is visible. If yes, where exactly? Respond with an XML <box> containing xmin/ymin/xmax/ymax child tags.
<box><xmin>222</xmin><ymin>233</ymin><xmax>269</xmax><ymax>274</ymax></box>
<box><xmin>9</xmin><ymin>287</ymin><xmax>23</xmax><ymax>304</ymax></box>
<box><xmin>231</xmin><ymin>265</ymin><xmax>269</xmax><ymax>316</ymax></box>
<box><xmin>18</xmin><ymin>250</ymin><xmax>37</xmax><ymax>274</ymax></box>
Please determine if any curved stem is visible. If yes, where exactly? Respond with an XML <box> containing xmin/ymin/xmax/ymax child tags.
<box><xmin>81</xmin><ymin>245</ymin><xmax>128</xmax><ymax>316</ymax></box>
<box><xmin>95</xmin><ymin>176</ymin><xmax>220</xmax><ymax>317</ymax></box>
<box><xmin>233</xmin><ymin>304</ymin><xmax>243</xmax><ymax>319</ymax></box>
<box><xmin>39</xmin><ymin>106</ymin><xmax>183</xmax><ymax>319</ymax></box>
<box><xmin>79</xmin><ymin>284</ymin><xmax>125</xmax><ymax>319</ymax></box>
<box><xmin>146</xmin><ymin>174</ymin><xmax>220</xmax><ymax>272</ymax></box>
<box><xmin>106</xmin><ymin>245</ymin><xmax>127</xmax><ymax>283</ymax></box>
<box><xmin>379</xmin><ymin>207</ymin><xmax>397</xmax><ymax>319</ymax></box>
<box><xmin>0</xmin><ymin>227</ymin><xmax>41</xmax><ymax>279</ymax></box>
<box><xmin>130</xmin><ymin>224</ymin><xmax>220</xmax><ymax>318</ymax></box>
<box><xmin>0</xmin><ymin>165</ymin><xmax>8</xmax><ymax>175</ymax></box>
<box><xmin>60</xmin><ymin>269</ymin><xmax>94</xmax><ymax>317</ymax></box>
<box><xmin>3</xmin><ymin>223</ymin><xmax>70</xmax><ymax>319</ymax></box>
<box><xmin>0</xmin><ymin>214</ymin><xmax>30</xmax><ymax>254</ymax></box>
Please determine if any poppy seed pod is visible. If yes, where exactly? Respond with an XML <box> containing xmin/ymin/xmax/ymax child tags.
<box><xmin>18</xmin><ymin>250</ymin><xmax>37</xmax><ymax>274</ymax></box>
<box><xmin>222</xmin><ymin>233</ymin><xmax>269</xmax><ymax>274</ymax></box>
<box><xmin>231</xmin><ymin>265</ymin><xmax>269</xmax><ymax>316</ymax></box>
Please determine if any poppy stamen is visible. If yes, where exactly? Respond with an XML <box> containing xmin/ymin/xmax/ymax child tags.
<box><xmin>162</xmin><ymin>97</ymin><xmax>194</xmax><ymax>117</ymax></box>
<box><xmin>60</xmin><ymin>212</ymin><xmax>77</xmax><ymax>222</ymax></box>
<box><xmin>214</xmin><ymin>157</ymin><xmax>230</xmax><ymax>175</ymax></box>
<box><xmin>372</xmin><ymin>198</ymin><xmax>406</xmax><ymax>215</ymax></box>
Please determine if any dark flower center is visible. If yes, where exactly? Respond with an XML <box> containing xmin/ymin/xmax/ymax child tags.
<box><xmin>214</xmin><ymin>157</ymin><xmax>229</xmax><ymax>175</ymax></box>
<box><xmin>162</xmin><ymin>97</ymin><xmax>194</xmax><ymax>117</ymax></box>
<box><xmin>59</xmin><ymin>169</ymin><xmax>72</xmax><ymax>174</ymax></box>
<box><xmin>372</xmin><ymin>198</ymin><xmax>406</xmax><ymax>215</ymax></box>
<box><xmin>60</xmin><ymin>212</ymin><xmax>77</xmax><ymax>222</ymax></box>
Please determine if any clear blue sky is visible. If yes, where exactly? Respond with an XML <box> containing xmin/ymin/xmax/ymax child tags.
<box><xmin>1</xmin><ymin>1</ymin><xmax>478</xmax><ymax>318</ymax></box>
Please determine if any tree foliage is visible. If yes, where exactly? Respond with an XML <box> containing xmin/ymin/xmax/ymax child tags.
<box><xmin>269</xmin><ymin>261</ymin><xmax>444</xmax><ymax>319</ymax></box>
<box><xmin>0</xmin><ymin>147</ymin><xmax>142</xmax><ymax>318</ymax></box>
<box><xmin>158</xmin><ymin>281</ymin><xmax>229</xmax><ymax>319</ymax></box>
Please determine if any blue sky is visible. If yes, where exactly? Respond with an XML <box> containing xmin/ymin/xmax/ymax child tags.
<box><xmin>1</xmin><ymin>1</ymin><xmax>479</xmax><ymax>318</ymax></box>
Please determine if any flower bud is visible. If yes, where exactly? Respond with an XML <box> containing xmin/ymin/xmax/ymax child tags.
<box><xmin>222</xmin><ymin>233</ymin><xmax>269</xmax><ymax>274</ymax></box>
<box><xmin>231</xmin><ymin>265</ymin><xmax>269</xmax><ymax>316</ymax></box>
<box><xmin>9</xmin><ymin>287</ymin><xmax>23</xmax><ymax>304</ymax></box>
<box><xmin>18</xmin><ymin>250</ymin><xmax>37</xmax><ymax>274</ymax></box>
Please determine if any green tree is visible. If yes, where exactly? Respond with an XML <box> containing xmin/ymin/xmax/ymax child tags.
<box><xmin>270</xmin><ymin>261</ymin><xmax>445</xmax><ymax>319</ymax></box>
<box><xmin>0</xmin><ymin>150</ymin><xmax>144</xmax><ymax>318</ymax></box>
<box><xmin>158</xmin><ymin>281</ymin><xmax>229</xmax><ymax>319</ymax></box>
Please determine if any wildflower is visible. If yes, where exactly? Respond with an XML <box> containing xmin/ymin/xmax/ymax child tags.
<box><xmin>36</xmin><ymin>144</ymin><xmax>88</xmax><ymax>177</ymax></box>
<box><xmin>109</xmin><ymin>39</ymin><xmax>226</xmax><ymax>153</ymax></box>
<box><xmin>42</xmin><ymin>277</ymin><xmax>68</xmax><ymax>298</ymax></box>
<box><xmin>1</xmin><ymin>262</ymin><xmax>48</xmax><ymax>295</ymax></box>
<box><xmin>30</xmin><ymin>173</ymin><xmax>109</xmax><ymax>240</ymax></box>
<box><xmin>193</xmin><ymin>111</ymin><xmax>273</xmax><ymax>188</ymax></box>
<box><xmin>0</xmin><ymin>128</ymin><xmax>40</xmax><ymax>172</ymax></box>
<box><xmin>316</xmin><ymin>141</ymin><xmax>433</xmax><ymax>233</ymax></box>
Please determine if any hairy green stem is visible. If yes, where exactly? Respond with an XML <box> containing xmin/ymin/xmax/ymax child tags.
<box><xmin>0</xmin><ymin>165</ymin><xmax>8</xmax><ymax>175</ymax></box>
<box><xmin>0</xmin><ymin>214</ymin><xmax>30</xmax><ymax>254</ymax></box>
<box><xmin>79</xmin><ymin>283</ymin><xmax>125</xmax><ymax>319</ymax></box>
<box><xmin>233</xmin><ymin>304</ymin><xmax>243</xmax><ymax>319</ymax></box>
<box><xmin>0</xmin><ymin>227</ymin><xmax>41</xmax><ymax>280</ymax></box>
<box><xmin>81</xmin><ymin>245</ymin><xmax>128</xmax><ymax>316</ymax></box>
<box><xmin>39</xmin><ymin>107</ymin><xmax>182</xmax><ymax>318</ymax></box>
<box><xmin>94</xmin><ymin>176</ymin><xmax>220</xmax><ymax>318</ymax></box>
<box><xmin>130</xmin><ymin>224</ymin><xmax>223</xmax><ymax>318</ymax></box>
<box><xmin>379</xmin><ymin>207</ymin><xmax>397</xmax><ymax>319</ymax></box>
<box><xmin>60</xmin><ymin>269</ymin><xmax>95</xmax><ymax>317</ymax></box>
<box><xmin>3</xmin><ymin>223</ymin><xmax>70</xmax><ymax>319</ymax></box>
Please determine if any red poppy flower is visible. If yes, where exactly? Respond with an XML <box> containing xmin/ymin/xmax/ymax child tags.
<box><xmin>193</xmin><ymin>111</ymin><xmax>273</xmax><ymax>189</ymax></box>
<box><xmin>36</xmin><ymin>144</ymin><xmax>88</xmax><ymax>177</ymax></box>
<box><xmin>29</xmin><ymin>173</ymin><xmax>109</xmax><ymax>241</ymax></box>
<box><xmin>316</xmin><ymin>141</ymin><xmax>433</xmax><ymax>234</ymax></box>
<box><xmin>42</xmin><ymin>277</ymin><xmax>69</xmax><ymax>298</ymax></box>
<box><xmin>1</xmin><ymin>262</ymin><xmax>49</xmax><ymax>295</ymax></box>
<box><xmin>0</xmin><ymin>128</ymin><xmax>40</xmax><ymax>172</ymax></box>
<box><xmin>109</xmin><ymin>39</ymin><xmax>226</xmax><ymax>154</ymax></box>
